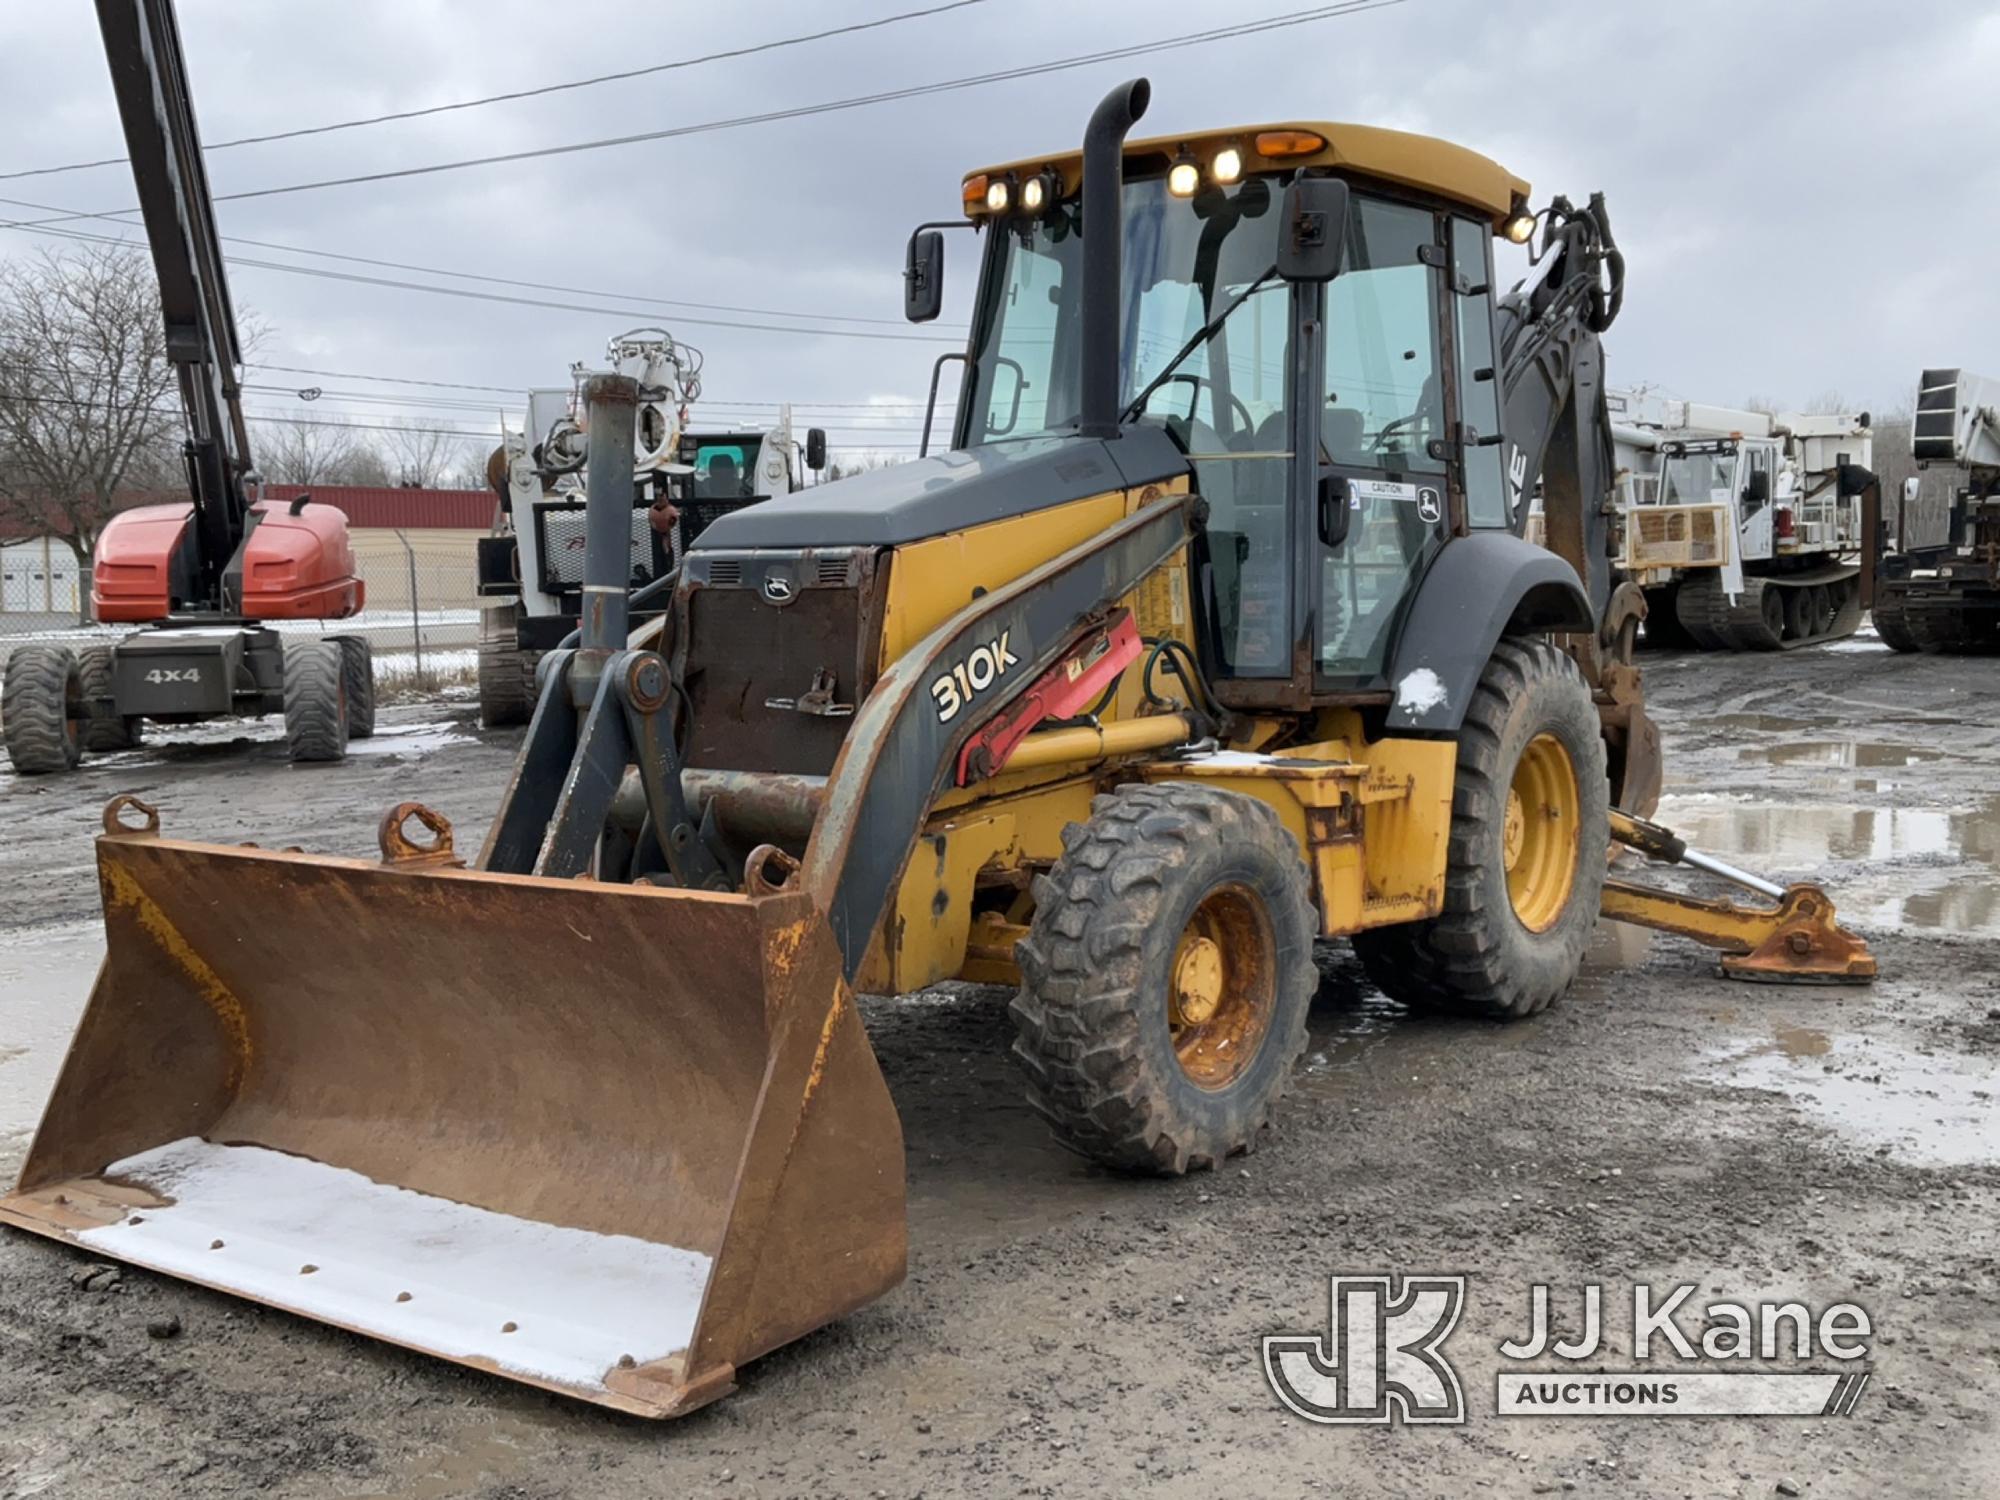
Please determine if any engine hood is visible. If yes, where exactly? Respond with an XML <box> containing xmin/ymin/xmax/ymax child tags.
<box><xmin>690</xmin><ymin>427</ymin><xmax>1189</xmax><ymax>550</ymax></box>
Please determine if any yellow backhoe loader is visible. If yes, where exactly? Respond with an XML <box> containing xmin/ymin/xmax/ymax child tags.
<box><xmin>2</xmin><ymin>15</ymin><xmax>1875</xmax><ymax>1421</ymax></box>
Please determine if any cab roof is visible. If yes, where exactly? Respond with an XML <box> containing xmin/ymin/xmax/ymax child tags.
<box><xmin>968</xmin><ymin>121</ymin><xmax>1531</xmax><ymax>227</ymax></box>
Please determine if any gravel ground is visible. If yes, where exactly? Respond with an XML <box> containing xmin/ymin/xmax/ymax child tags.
<box><xmin>0</xmin><ymin>643</ymin><xmax>1995</xmax><ymax>1498</ymax></box>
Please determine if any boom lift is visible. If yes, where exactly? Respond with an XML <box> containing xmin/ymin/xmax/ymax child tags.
<box><xmin>1602</xmin><ymin>391</ymin><xmax>1872</xmax><ymax>650</ymax></box>
<box><xmin>473</xmin><ymin>328</ymin><xmax>826</xmax><ymax>726</ymax></box>
<box><xmin>0</xmin><ymin>0</ymin><xmax>368</xmax><ymax>775</ymax></box>
<box><xmin>3</xmin><ymin>74</ymin><xmax>1875</xmax><ymax>1418</ymax></box>
<box><xmin>1870</xmin><ymin>368</ymin><xmax>2000</xmax><ymax>652</ymax></box>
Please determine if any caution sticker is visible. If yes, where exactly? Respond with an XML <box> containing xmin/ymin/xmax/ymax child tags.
<box><xmin>1350</xmin><ymin>478</ymin><xmax>1419</xmax><ymax>505</ymax></box>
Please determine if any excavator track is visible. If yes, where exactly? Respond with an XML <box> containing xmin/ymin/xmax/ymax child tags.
<box><xmin>1875</xmin><ymin>588</ymin><xmax>2000</xmax><ymax>654</ymax></box>
<box><xmin>1674</xmin><ymin>569</ymin><xmax>1861</xmax><ymax>651</ymax></box>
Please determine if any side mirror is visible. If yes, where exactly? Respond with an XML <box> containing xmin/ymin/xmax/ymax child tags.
<box><xmin>905</xmin><ymin>229</ymin><xmax>945</xmax><ymax>323</ymax></box>
<box><xmin>1317</xmin><ymin>474</ymin><xmax>1353</xmax><ymax>548</ymax></box>
<box><xmin>1278</xmin><ymin>178</ymin><xmax>1350</xmax><ymax>283</ymax></box>
<box><xmin>805</xmin><ymin>427</ymin><xmax>827</xmax><ymax>472</ymax></box>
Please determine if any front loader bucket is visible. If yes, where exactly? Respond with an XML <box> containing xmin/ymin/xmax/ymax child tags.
<box><xmin>0</xmin><ymin>809</ymin><xmax>905</xmax><ymax>1418</ymax></box>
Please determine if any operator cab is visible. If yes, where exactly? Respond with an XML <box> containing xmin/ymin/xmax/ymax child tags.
<box><xmin>944</xmin><ymin>123</ymin><xmax>1533</xmax><ymax>705</ymax></box>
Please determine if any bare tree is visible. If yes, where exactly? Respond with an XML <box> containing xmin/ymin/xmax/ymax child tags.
<box><xmin>255</xmin><ymin>417</ymin><xmax>366</xmax><ymax>485</ymax></box>
<box><xmin>0</xmin><ymin>244</ymin><xmax>180</xmax><ymax>564</ymax></box>
<box><xmin>449</xmin><ymin>440</ymin><xmax>497</xmax><ymax>491</ymax></box>
<box><xmin>380</xmin><ymin>419</ymin><xmax>462</xmax><ymax>488</ymax></box>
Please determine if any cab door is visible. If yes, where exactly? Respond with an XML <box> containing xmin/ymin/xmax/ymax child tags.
<box><xmin>1313</xmin><ymin>195</ymin><xmax>1452</xmax><ymax>690</ymax></box>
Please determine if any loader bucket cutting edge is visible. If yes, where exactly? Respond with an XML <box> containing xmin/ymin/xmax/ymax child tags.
<box><xmin>0</xmin><ymin>828</ymin><xmax>906</xmax><ymax>1418</ymax></box>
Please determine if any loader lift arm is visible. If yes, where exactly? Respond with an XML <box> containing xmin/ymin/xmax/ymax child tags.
<box><xmin>96</xmin><ymin>0</ymin><xmax>256</xmax><ymax>606</ymax></box>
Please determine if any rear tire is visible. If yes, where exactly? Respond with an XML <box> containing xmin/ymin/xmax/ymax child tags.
<box><xmin>1009</xmin><ymin>782</ymin><xmax>1316</xmax><ymax>1175</ymax></box>
<box><xmin>2</xmin><ymin>645</ymin><xmax>84</xmax><ymax>775</ymax></box>
<box><xmin>76</xmin><ymin>644</ymin><xmax>142</xmax><ymax>752</ymax></box>
<box><xmin>331</xmin><ymin>635</ymin><xmax>375</xmax><ymax>738</ymax></box>
<box><xmin>283</xmin><ymin>640</ymin><xmax>349</xmax><ymax>763</ymax></box>
<box><xmin>478</xmin><ymin>605</ymin><xmax>534</xmax><ymax>728</ymax></box>
<box><xmin>1353</xmin><ymin>637</ymin><xmax>1608</xmax><ymax>1019</ymax></box>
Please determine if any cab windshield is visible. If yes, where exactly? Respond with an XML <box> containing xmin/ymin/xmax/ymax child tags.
<box><xmin>961</xmin><ymin>174</ymin><xmax>1289</xmax><ymax>450</ymax></box>
<box><xmin>1659</xmin><ymin>448</ymin><xmax>1735</xmax><ymax>507</ymax></box>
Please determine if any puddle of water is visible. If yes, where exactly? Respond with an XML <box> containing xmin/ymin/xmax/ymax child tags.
<box><xmin>1656</xmin><ymin>793</ymin><xmax>2000</xmax><ymax>935</ymax></box>
<box><xmin>1300</xmin><ymin>991</ymin><xmax>1407</xmax><ymax>1077</ymax></box>
<box><xmin>1740</xmin><ymin>740</ymin><xmax>1947</xmax><ymax>769</ymax></box>
<box><xmin>0</xmin><ymin>924</ymin><xmax>104</xmax><ymax>1170</ymax></box>
<box><xmin>344</xmin><ymin>721</ymin><xmax>477</xmax><ymax>759</ymax></box>
<box><xmin>1706</xmin><ymin>1031</ymin><xmax>1997</xmax><ymax>1167</ymax></box>
<box><xmin>1658</xmin><ymin>797</ymin><xmax>2000</xmax><ymax>870</ymax></box>
<box><xmin>1705</xmin><ymin>713</ymin><xmax>1835</xmax><ymax>734</ymax></box>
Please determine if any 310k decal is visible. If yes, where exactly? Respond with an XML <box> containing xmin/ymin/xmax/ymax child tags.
<box><xmin>929</xmin><ymin>632</ymin><xmax>1021</xmax><ymax>723</ymax></box>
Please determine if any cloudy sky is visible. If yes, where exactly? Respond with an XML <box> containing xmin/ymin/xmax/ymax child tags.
<box><xmin>3</xmin><ymin>0</ymin><xmax>1996</xmax><ymax>466</ymax></box>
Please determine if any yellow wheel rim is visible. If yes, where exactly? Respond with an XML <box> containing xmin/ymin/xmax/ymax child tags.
<box><xmin>1504</xmin><ymin>733</ymin><xmax>1580</xmax><ymax>933</ymax></box>
<box><xmin>1167</xmin><ymin>885</ymin><xmax>1275</xmax><ymax>1091</ymax></box>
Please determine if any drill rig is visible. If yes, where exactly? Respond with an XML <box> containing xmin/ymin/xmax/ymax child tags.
<box><xmin>4</xmin><ymin>74</ymin><xmax>1875</xmax><ymax>1419</ymax></box>
<box><xmin>473</xmin><ymin>329</ymin><xmax>826</xmax><ymax>726</ymax></box>
<box><xmin>1871</xmin><ymin>368</ymin><xmax>2000</xmax><ymax>652</ymax></box>
<box><xmin>1607</xmin><ymin>390</ymin><xmax>1873</xmax><ymax>650</ymax></box>
<box><xmin>0</xmin><ymin>0</ymin><xmax>368</xmax><ymax>775</ymax></box>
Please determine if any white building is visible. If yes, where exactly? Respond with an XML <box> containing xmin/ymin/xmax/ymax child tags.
<box><xmin>0</xmin><ymin>536</ymin><xmax>84</xmax><ymax>615</ymax></box>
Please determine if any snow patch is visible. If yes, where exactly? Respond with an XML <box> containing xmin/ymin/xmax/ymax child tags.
<box><xmin>1395</xmin><ymin>667</ymin><xmax>1448</xmax><ymax>715</ymax></box>
<box><xmin>79</xmin><ymin>1138</ymin><xmax>712</xmax><ymax>1392</ymax></box>
<box><xmin>1176</xmin><ymin>749</ymin><xmax>1284</xmax><ymax>769</ymax></box>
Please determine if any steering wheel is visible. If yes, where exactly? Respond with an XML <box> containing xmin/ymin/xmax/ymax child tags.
<box><xmin>1144</xmin><ymin>374</ymin><xmax>1255</xmax><ymax>445</ymax></box>
<box><xmin>1373</xmin><ymin>413</ymin><xmax>1425</xmax><ymax>453</ymax></box>
<box><xmin>1376</xmin><ymin>414</ymin><xmax>1440</xmax><ymax>456</ymax></box>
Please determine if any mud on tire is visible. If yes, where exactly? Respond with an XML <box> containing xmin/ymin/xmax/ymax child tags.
<box><xmin>1008</xmin><ymin>782</ymin><xmax>1317</xmax><ymax>1175</ymax></box>
<box><xmin>283</xmin><ymin>639</ymin><xmax>349</xmax><ymax>763</ymax></box>
<box><xmin>76</xmin><ymin>644</ymin><xmax>142</xmax><ymax>752</ymax></box>
<box><xmin>1353</xmin><ymin>637</ymin><xmax>1608</xmax><ymax>1020</ymax></box>
<box><xmin>2</xmin><ymin>645</ymin><xmax>84</xmax><ymax>775</ymax></box>
<box><xmin>330</xmin><ymin>635</ymin><xmax>375</xmax><ymax>738</ymax></box>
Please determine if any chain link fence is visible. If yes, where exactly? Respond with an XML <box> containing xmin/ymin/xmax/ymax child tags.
<box><xmin>0</xmin><ymin>530</ymin><xmax>482</xmax><ymax>693</ymax></box>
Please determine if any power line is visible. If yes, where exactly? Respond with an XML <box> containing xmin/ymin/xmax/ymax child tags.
<box><xmin>0</xmin><ymin>211</ymin><xmax>959</xmax><ymax>341</ymax></box>
<box><xmin>0</xmin><ymin>0</ymin><xmax>993</xmax><ymax>184</ymax></box>
<box><xmin>251</xmin><ymin>360</ymin><xmax>951</xmax><ymax>410</ymax></box>
<box><xmin>0</xmin><ymin>213</ymin><xmax>959</xmax><ymax>344</ymax></box>
<box><xmin>18</xmin><ymin>2</ymin><xmax>1403</xmax><ymax>219</ymax></box>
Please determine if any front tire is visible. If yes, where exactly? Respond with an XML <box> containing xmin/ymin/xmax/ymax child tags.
<box><xmin>1009</xmin><ymin>783</ymin><xmax>1316</xmax><ymax>1175</ymax></box>
<box><xmin>283</xmin><ymin>640</ymin><xmax>349</xmax><ymax>763</ymax></box>
<box><xmin>2</xmin><ymin>645</ymin><xmax>84</xmax><ymax>774</ymax></box>
<box><xmin>330</xmin><ymin>635</ymin><xmax>375</xmax><ymax>738</ymax></box>
<box><xmin>1354</xmin><ymin>638</ymin><xmax>1608</xmax><ymax>1019</ymax></box>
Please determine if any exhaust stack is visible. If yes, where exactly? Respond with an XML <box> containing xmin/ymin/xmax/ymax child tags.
<box><xmin>1078</xmin><ymin>78</ymin><xmax>1150</xmax><ymax>440</ymax></box>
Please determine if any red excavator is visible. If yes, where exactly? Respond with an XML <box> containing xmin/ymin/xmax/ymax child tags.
<box><xmin>0</xmin><ymin>0</ymin><xmax>368</xmax><ymax>775</ymax></box>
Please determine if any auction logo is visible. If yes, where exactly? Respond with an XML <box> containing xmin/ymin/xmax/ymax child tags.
<box><xmin>1263</xmin><ymin>1275</ymin><xmax>1467</xmax><ymax>1424</ymax></box>
<box><xmin>1263</xmin><ymin>1277</ymin><xmax>1873</xmax><ymax>1425</ymax></box>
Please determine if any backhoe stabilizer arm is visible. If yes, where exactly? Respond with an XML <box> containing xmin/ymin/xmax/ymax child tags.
<box><xmin>1602</xmin><ymin>810</ymin><xmax>1878</xmax><ymax>984</ymax></box>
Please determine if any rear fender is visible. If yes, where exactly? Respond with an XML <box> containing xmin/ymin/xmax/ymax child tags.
<box><xmin>1383</xmin><ymin>532</ymin><xmax>1593</xmax><ymax>734</ymax></box>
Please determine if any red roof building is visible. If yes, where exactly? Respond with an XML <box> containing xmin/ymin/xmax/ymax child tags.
<box><xmin>263</xmin><ymin>485</ymin><xmax>495</xmax><ymax>530</ymax></box>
